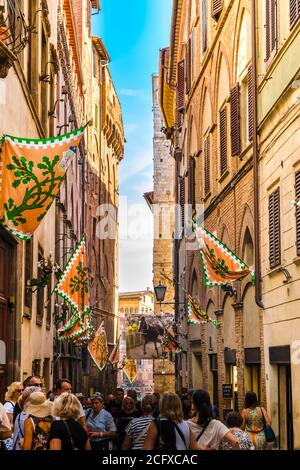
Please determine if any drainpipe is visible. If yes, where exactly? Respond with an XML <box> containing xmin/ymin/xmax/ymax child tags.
<box><xmin>251</xmin><ymin>0</ymin><xmax>264</xmax><ymax>309</ymax></box>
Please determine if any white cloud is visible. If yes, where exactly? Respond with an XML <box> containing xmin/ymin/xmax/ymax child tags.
<box><xmin>119</xmin><ymin>149</ymin><xmax>153</xmax><ymax>184</ymax></box>
<box><xmin>119</xmin><ymin>88</ymin><xmax>141</xmax><ymax>97</ymax></box>
<box><xmin>125</xmin><ymin>123</ymin><xmax>139</xmax><ymax>134</ymax></box>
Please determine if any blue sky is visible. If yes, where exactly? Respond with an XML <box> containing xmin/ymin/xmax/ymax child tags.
<box><xmin>93</xmin><ymin>0</ymin><xmax>172</xmax><ymax>292</ymax></box>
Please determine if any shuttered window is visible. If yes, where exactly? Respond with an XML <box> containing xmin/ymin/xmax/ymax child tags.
<box><xmin>212</xmin><ymin>0</ymin><xmax>224</xmax><ymax>21</ymax></box>
<box><xmin>290</xmin><ymin>0</ymin><xmax>300</xmax><ymax>29</ymax></box>
<box><xmin>180</xmin><ymin>177</ymin><xmax>185</xmax><ymax>229</ymax></box>
<box><xmin>295</xmin><ymin>171</ymin><xmax>300</xmax><ymax>255</ymax></box>
<box><xmin>186</xmin><ymin>39</ymin><xmax>191</xmax><ymax>95</ymax></box>
<box><xmin>204</xmin><ymin>135</ymin><xmax>210</xmax><ymax>195</ymax></box>
<box><xmin>266</xmin><ymin>0</ymin><xmax>278</xmax><ymax>61</ymax></box>
<box><xmin>230</xmin><ymin>84</ymin><xmax>241</xmax><ymax>156</ymax></box>
<box><xmin>177</xmin><ymin>60</ymin><xmax>185</xmax><ymax>112</ymax></box>
<box><xmin>202</xmin><ymin>0</ymin><xmax>207</xmax><ymax>54</ymax></box>
<box><xmin>248</xmin><ymin>65</ymin><xmax>254</xmax><ymax>142</ymax></box>
<box><xmin>269</xmin><ymin>188</ymin><xmax>281</xmax><ymax>268</ymax></box>
<box><xmin>220</xmin><ymin>107</ymin><xmax>227</xmax><ymax>176</ymax></box>
<box><xmin>189</xmin><ymin>157</ymin><xmax>196</xmax><ymax>209</ymax></box>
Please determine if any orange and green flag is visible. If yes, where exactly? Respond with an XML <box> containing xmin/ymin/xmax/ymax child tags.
<box><xmin>123</xmin><ymin>359</ymin><xmax>137</xmax><ymax>384</ymax></box>
<box><xmin>193</xmin><ymin>220</ymin><xmax>255</xmax><ymax>288</ymax></box>
<box><xmin>186</xmin><ymin>294</ymin><xmax>220</xmax><ymax>328</ymax></box>
<box><xmin>54</xmin><ymin>237</ymin><xmax>89</xmax><ymax>317</ymax></box>
<box><xmin>88</xmin><ymin>321</ymin><xmax>109</xmax><ymax>371</ymax></box>
<box><xmin>57</xmin><ymin>312</ymin><xmax>94</xmax><ymax>344</ymax></box>
<box><xmin>0</xmin><ymin>127</ymin><xmax>85</xmax><ymax>240</ymax></box>
<box><xmin>108</xmin><ymin>335</ymin><xmax>121</xmax><ymax>365</ymax></box>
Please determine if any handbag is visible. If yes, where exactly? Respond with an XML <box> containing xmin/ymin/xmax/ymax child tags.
<box><xmin>260</xmin><ymin>408</ymin><xmax>275</xmax><ymax>443</ymax></box>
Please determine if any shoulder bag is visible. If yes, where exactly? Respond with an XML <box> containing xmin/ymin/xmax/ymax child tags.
<box><xmin>63</xmin><ymin>420</ymin><xmax>79</xmax><ymax>450</ymax></box>
<box><xmin>260</xmin><ymin>408</ymin><xmax>275</xmax><ymax>443</ymax></box>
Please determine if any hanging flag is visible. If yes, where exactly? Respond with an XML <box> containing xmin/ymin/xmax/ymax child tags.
<box><xmin>0</xmin><ymin>127</ymin><xmax>85</xmax><ymax>240</ymax></box>
<box><xmin>88</xmin><ymin>321</ymin><xmax>109</xmax><ymax>371</ymax></box>
<box><xmin>193</xmin><ymin>220</ymin><xmax>255</xmax><ymax>288</ymax></box>
<box><xmin>123</xmin><ymin>359</ymin><xmax>137</xmax><ymax>384</ymax></box>
<box><xmin>57</xmin><ymin>313</ymin><xmax>94</xmax><ymax>343</ymax></box>
<box><xmin>187</xmin><ymin>294</ymin><xmax>221</xmax><ymax>329</ymax></box>
<box><xmin>108</xmin><ymin>335</ymin><xmax>121</xmax><ymax>365</ymax></box>
<box><xmin>162</xmin><ymin>327</ymin><xmax>183</xmax><ymax>354</ymax></box>
<box><xmin>54</xmin><ymin>237</ymin><xmax>89</xmax><ymax>317</ymax></box>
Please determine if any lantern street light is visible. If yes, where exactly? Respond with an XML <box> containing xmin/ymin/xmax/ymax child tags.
<box><xmin>154</xmin><ymin>283</ymin><xmax>167</xmax><ymax>303</ymax></box>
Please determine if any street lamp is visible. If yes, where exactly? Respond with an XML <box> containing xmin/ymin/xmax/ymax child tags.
<box><xmin>154</xmin><ymin>283</ymin><xmax>167</xmax><ymax>303</ymax></box>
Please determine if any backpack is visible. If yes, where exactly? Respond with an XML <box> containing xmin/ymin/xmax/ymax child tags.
<box><xmin>30</xmin><ymin>416</ymin><xmax>52</xmax><ymax>451</ymax></box>
<box><xmin>154</xmin><ymin>419</ymin><xmax>188</xmax><ymax>451</ymax></box>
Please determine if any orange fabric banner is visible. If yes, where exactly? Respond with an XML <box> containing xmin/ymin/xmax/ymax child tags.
<box><xmin>54</xmin><ymin>237</ymin><xmax>89</xmax><ymax>316</ymax></box>
<box><xmin>88</xmin><ymin>321</ymin><xmax>109</xmax><ymax>371</ymax></box>
<box><xmin>0</xmin><ymin>127</ymin><xmax>85</xmax><ymax>240</ymax></box>
<box><xmin>193</xmin><ymin>221</ymin><xmax>255</xmax><ymax>287</ymax></box>
<box><xmin>123</xmin><ymin>359</ymin><xmax>137</xmax><ymax>384</ymax></box>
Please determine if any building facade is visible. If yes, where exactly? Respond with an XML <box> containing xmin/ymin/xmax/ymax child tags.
<box><xmin>257</xmin><ymin>0</ymin><xmax>300</xmax><ymax>450</ymax></box>
<box><xmin>159</xmin><ymin>0</ymin><xmax>264</xmax><ymax>417</ymax></box>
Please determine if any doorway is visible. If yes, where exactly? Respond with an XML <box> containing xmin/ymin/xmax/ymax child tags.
<box><xmin>278</xmin><ymin>365</ymin><xmax>294</xmax><ymax>450</ymax></box>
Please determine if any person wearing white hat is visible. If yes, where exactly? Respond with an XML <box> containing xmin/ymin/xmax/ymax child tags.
<box><xmin>22</xmin><ymin>392</ymin><xmax>53</xmax><ymax>450</ymax></box>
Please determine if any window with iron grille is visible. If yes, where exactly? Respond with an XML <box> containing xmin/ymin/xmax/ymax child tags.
<box><xmin>290</xmin><ymin>0</ymin><xmax>300</xmax><ymax>29</ymax></box>
<box><xmin>295</xmin><ymin>171</ymin><xmax>300</xmax><ymax>255</ymax></box>
<box><xmin>266</xmin><ymin>0</ymin><xmax>278</xmax><ymax>61</ymax></box>
<box><xmin>219</xmin><ymin>107</ymin><xmax>227</xmax><ymax>176</ymax></box>
<box><xmin>269</xmin><ymin>188</ymin><xmax>281</xmax><ymax>268</ymax></box>
<box><xmin>204</xmin><ymin>135</ymin><xmax>210</xmax><ymax>195</ymax></box>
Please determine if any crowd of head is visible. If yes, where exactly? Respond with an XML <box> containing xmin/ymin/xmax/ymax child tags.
<box><xmin>0</xmin><ymin>377</ymin><xmax>273</xmax><ymax>451</ymax></box>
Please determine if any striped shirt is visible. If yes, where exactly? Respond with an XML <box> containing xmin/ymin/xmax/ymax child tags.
<box><xmin>125</xmin><ymin>416</ymin><xmax>154</xmax><ymax>449</ymax></box>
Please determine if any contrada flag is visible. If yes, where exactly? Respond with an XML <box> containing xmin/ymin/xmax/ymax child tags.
<box><xmin>88</xmin><ymin>321</ymin><xmax>109</xmax><ymax>371</ymax></box>
<box><xmin>0</xmin><ymin>127</ymin><xmax>85</xmax><ymax>240</ymax></box>
<box><xmin>123</xmin><ymin>359</ymin><xmax>137</xmax><ymax>384</ymax></box>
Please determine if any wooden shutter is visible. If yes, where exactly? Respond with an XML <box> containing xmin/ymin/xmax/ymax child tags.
<box><xmin>180</xmin><ymin>177</ymin><xmax>185</xmax><ymax>228</ymax></box>
<box><xmin>186</xmin><ymin>39</ymin><xmax>191</xmax><ymax>95</ymax></box>
<box><xmin>269</xmin><ymin>188</ymin><xmax>281</xmax><ymax>268</ymax></box>
<box><xmin>189</xmin><ymin>157</ymin><xmax>196</xmax><ymax>208</ymax></box>
<box><xmin>204</xmin><ymin>135</ymin><xmax>210</xmax><ymax>195</ymax></box>
<box><xmin>248</xmin><ymin>64</ymin><xmax>254</xmax><ymax>142</ymax></box>
<box><xmin>296</xmin><ymin>171</ymin><xmax>300</xmax><ymax>255</ymax></box>
<box><xmin>177</xmin><ymin>60</ymin><xmax>185</xmax><ymax>112</ymax></box>
<box><xmin>266</xmin><ymin>0</ymin><xmax>278</xmax><ymax>60</ymax></box>
<box><xmin>220</xmin><ymin>107</ymin><xmax>227</xmax><ymax>175</ymax></box>
<box><xmin>202</xmin><ymin>0</ymin><xmax>207</xmax><ymax>53</ymax></box>
<box><xmin>212</xmin><ymin>0</ymin><xmax>224</xmax><ymax>21</ymax></box>
<box><xmin>290</xmin><ymin>0</ymin><xmax>300</xmax><ymax>29</ymax></box>
<box><xmin>230</xmin><ymin>84</ymin><xmax>241</xmax><ymax>156</ymax></box>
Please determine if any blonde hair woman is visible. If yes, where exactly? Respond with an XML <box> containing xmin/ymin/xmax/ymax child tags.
<box><xmin>142</xmin><ymin>392</ymin><xmax>206</xmax><ymax>451</ymax></box>
<box><xmin>49</xmin><ymin>393</ymin><xmax>91</xmax><ymax>450</ymax></box>
<box><xmin>4</xmin><ymin>382</ymin><xmax>23</xmax><ymax>424</ymax></box>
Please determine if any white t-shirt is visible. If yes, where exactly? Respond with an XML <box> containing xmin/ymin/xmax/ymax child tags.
<box><xmin>4</xmin><ymin>401</ymin><xmax>15</xmax><ymax>415</ymax></box>
<box><xmin>175</xmin><ymin>421</ymin><xmax>190</xmax><ymax>450</ymax></box>
<box><xmin>188</xmin><ymin>419</ymin><xmax>229</xmax><ymax>450</ymax></box>
<box><xmin>0</xmin><ymin>403</ymin><xmax>11</xmax><ymax>430</ymax></box>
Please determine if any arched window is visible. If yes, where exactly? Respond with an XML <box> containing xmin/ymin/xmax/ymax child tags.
<box><xmin>243</xmin><ymin>228</ymin><xmax>254</xmax><ymax>266</ymax></box>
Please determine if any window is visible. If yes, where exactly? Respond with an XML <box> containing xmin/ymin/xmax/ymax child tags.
<box><xmin>25</xmin><ymin>239</ymin><xmax>33</xmax><ymax>313</ymax></box>
<box><xmin>176</xmin><ymin>60</ymin><xmax>185</xmax><ymax>128</ymax></box>
<box><xmin>248</xmin><ymin>65</ymin><xmax>254</xmax><ymax>142</ymax></box>
<box><xmin>189</xmin><ymin>157</ymin><xmax>196</xmax><ymax>209</ymax></box>
<box><xmin>266</xmin><ymin>0</ymin><xmax>278</xmax><ymax>61</ymax></box>
<box><xmin>204</xmin><ymin>134</ymin><xmax>210</xmax><ymax>195</ymax></box>
<box><xmin>219</xmin><ymin>106</ymin><xmax>227</xmax><ymax>176</ymax></box>
<box><xmin>295</xmin><ymin>171</ymin><xmax>300</xmax><ymax>255</ymax></box>
<box><xmin>46</xmin><ymin>276</ymin><xmax>52</xmax><ymax>330</ymax></box>
<box><xmin>202</xmin><ymin>0</ymin><xmax>207</xmax><ymax>54</ymax></box>
<box><xmin>290</xmin><ymin>0</ymin><xmax>300</xmax><ymax>29</ymax></box>
<box><xmin>36</xmin><ymin>248</ymin><xmax>45</xmax><ymax>325</ymax></box>
<box><xmin>269</xmin><ymin>188</ymin><xmax>281</xmax><ymax>268</ymax></box>
<box><xmin>230</xmin><ymin>84</ymin><xmax>241</xmax><ymax>156</ymax></box>
<box><xmin>212</xmin><ymin>0</ymin><xmax>224</xmax><ymax>21</ymax></box>
<box><xmin>186</xmin><ymin>39</ymin><xmax>191</xmax><ymax>94</ymax></box>
<box><xmin>180</xmin><ymin>176</ymin><xmax>185</xmax><ymax>228</ymax></box>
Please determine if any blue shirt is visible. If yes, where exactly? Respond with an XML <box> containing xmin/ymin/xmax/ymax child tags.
<box><xmin>85</xmin><ymin>408</ymin><xmax>116</xmax><ymax>436</ymax></box>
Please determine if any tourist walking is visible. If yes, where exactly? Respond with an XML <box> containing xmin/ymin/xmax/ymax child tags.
<box><xmin>219</xmin><ymin>412</ymin><xmax>254</xmax><ymax>450</ymax></box>
<box><xmin>242</xmin><ymin>392</ymin><xmax>272</xmax><ymax>450</ymax></box>
<box><xmin>142</xmin><ymin>392</ymin><xmax>205</xmax><ymax>451</ymax></box>
<box><xmin>54</xmin><ymin>379</ymin><xmax>87</xmax><ymax>430</ymax></box>
<box><xmin>12</xmin><ymin>386</ymin><xmax>40</xmax><ymax>450</ymax></box>
<box><xmin>188</xmin><ymin>390</ymin><xmax>240</xmax><ymax>450</ymax></box>
<box><xmin>116</xmin><ymin>396</ymin><xmax>140</xmax><ymax>449</ymax></box>
<box><xmin>121</xmin><ymin>394</ymin><xmax>156</xmax><ymax>450</ymax></box>
<box><xmin>13</xmin><ymin>375</ymin><xmax>43</xmax><ymax>424</ymax></box>
<box><xmin>48</xmin><ymin>393</ymin><xmax>91</xmax><ymax>450</ymax></box>
<box><xmin>105</xmin><ymin>387</ymin><xmax>124</xmax><ymax>422</ymax></box>
<box><xmin>0</xmin><ymin>402</ymin><xmax>11</xmax><ymax>449</ymax></box>
<box><xmin>3</xmin><ymin>382</ymin><xmax>23</xmax><ymax>450</ymax></box>
<box><xmin>22</xmin><ymin>391</ymin><xmax>53</xmax><ymax>450</ymax></box>
<box><xmin>85</xmin><ymin>393</ymin><xmax>116</xmax><ymax>450</ymax></box>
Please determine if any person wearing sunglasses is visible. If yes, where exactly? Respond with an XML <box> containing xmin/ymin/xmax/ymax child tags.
<box><xmin>3</xmin><ymin>382</ymin><xmax>24</xmax><ymax>450</ymax></box>
<box><xmin>13</xmin><ymin>376</ymin><xmax>43</xmax><ymax>425</ymax></box>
